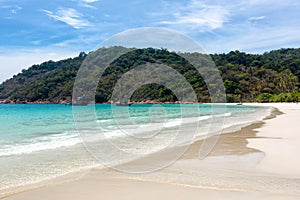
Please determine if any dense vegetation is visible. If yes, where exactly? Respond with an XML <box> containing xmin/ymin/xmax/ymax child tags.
<box><xmin>0</xmin><ymin>47</ymin><xmax>300</xmax><ymax>103</ymax></box>
<box><xmin>211</xmin><ymin>48</ymin><xmax>300</xmax><ymax>102</ymax></box>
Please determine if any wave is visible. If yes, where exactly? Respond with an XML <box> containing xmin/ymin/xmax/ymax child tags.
<box><xmin>0</xmin><ymin>112</ymin><xmax>236</xmax><ymax>157</ymax></box>
<box><xmin>0</xmin><ymin>132</ymin><xmax>80</xmax><ymax>157</ymax></box>
<box><xmin>96</xmin><ymin>113</ymin><xmax>232</xmax><ymax>139</ymax></box>
<box><xmin>97</xmin><ymin>119</ymin><xmax>111</xmax><ymax>123</ymax></box>
<box><xmin>163</xmin><ymin>118</ymin><xmax>182</xmax><ymax>128</ymax></box>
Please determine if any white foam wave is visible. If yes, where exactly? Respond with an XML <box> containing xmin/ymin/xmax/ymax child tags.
<box><xmin>215</xmin><ymin>112</ymin><xmax>232</xmax><ymax>117</ymax></box>
<box><xmin>163</xmin><ymin>118</ymin><xmax>182</xmax><ymax>128</ymax></box>
<box><xmin>92</xmin><ymin>113</ymin><xmax>231</xmax><ymax>139</ymax></box>
<box><xmin>97</xmin><ymin>119</ymin><xmax>110</xmax><ymax>123</ymax></box>
<box><xmin>0</xmin><ymin>133</ymin><xmax>81</xmax><ymax>157</ymax></box>
<box><xmin>198</xmin><ymin>115</ymin><xmax>212</xmax><ymax>121</ymax></box>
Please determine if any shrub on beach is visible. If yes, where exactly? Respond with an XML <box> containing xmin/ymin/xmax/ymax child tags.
<box><xmin>255</xmin><ymin>92</ymin><xmax>300</xmax><ymax>102</ymax></box>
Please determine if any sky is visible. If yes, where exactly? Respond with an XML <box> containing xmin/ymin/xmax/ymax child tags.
<box><xmin>0</xmin><ymin>0</ymin><xmax>300</xmax><ymax>83</ymax></box>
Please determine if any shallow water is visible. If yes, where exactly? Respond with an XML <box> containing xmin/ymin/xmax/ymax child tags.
<box><xmin>0</xmin><ymin>104</ymin><xmax>270</xmax><ymax>194</ymax></box>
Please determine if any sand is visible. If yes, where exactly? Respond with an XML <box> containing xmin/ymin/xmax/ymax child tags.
<box><xmin>245</xmin><ymin>103</ymin><xmax>300</xmax><ymax>177</ymax></box>
<box><xmin>2</xmin><ymin>103</ymin><xmax>300</xmax><ymax>200</ymax></box>
<box><xmin>3</xmin><ymin>175</ymin><xmax>299</xmax><ymax>200</ymax></box>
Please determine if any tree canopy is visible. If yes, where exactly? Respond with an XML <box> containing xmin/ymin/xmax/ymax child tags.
<box><xmin>1</xmin><ymin>47</ymin><xmax>300</xmax><ymax>103</ymax></box>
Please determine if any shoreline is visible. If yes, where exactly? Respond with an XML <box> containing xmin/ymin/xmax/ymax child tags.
<box><xmin>0</xmin><ymin>103</ymin><xmax>277</xmax><ymax>199</ymax></box>
<box><xmin>2</xmin><ymin>103</ymin><xmax>300</xmax><ymax>199</ymax></box>
<box><xmin>245</xmin><ymin>103</ymin><xmax>300</xmax><ymax>177</ymax></box>
<box><xmin>0</xmin><ymin>102</ymin><xmax>265</xmax><ymax>198</ymax></box>
<box><xmin>0</xmin><ymin>101</ymin><xmax>290</xmax><ymax>105</ymax></box>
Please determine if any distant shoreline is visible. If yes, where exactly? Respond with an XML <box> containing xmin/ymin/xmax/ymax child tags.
<box><xmin>0</xmin><ymin>101</ymin><xmax>298</xmax><ymax>105</ymax></box>
<box><xmin>0</xmin><ymin>101</ymin><xmax>203</xmax><ymax>105</ymax></box>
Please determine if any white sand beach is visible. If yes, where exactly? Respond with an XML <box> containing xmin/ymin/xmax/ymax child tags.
<box><xmin>245</xmin><ymin>103</ymin><xmax>300</xmax><ymax>177</ymax></box>
<box><xmin>2</xmin><ymin>103</ymin><xmax>300</xmax><ymax>200</ymax></box>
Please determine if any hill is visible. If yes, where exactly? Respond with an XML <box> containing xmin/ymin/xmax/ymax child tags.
<box><xmin>1</xmin><ymin>47</ymin><xmax>300</xmax><ymax>103</ymax></box>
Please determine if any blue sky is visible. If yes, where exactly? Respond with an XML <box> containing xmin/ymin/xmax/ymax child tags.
<box><xmin>1</xmin><ymin>0</ymin><xmax>300</xmax><ymax>83</ymax></box>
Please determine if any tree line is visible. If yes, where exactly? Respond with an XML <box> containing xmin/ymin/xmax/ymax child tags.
<box><xmin>0</xmin><ymin>47</ymin><xmax>300</xmax><ymax>103</ymax></box>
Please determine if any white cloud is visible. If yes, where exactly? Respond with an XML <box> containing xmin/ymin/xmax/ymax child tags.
<box><xmin>10</xmin><ymin>5</ymin><xmax>22</xmax><ymax>14</ymax></box>
<box><xmin>43</xmin><ymin>8</ymin><xmax>93</xmax><ymax>29</ymax></box>
<box><xmin>155</xmin><ymin>0</ymin><xmax>300</xmax><ymax>53</ymax></box>
<box><xmin>81</xmin><ymin>0</ymin><xmax>99</xmax><ymax>3</ymax></box>
<box><xmin>248</xmin><ymin>16</ymin><xmax>265</xmax><ymax>21</ymax></box>
<box><xmin>52</xmin><ymin>34</ymin><xmax>103</xmax><ymax>50</ymax></box>
<box><xmin>0</xmin><ymin>4</ymin><xmax>22</xmax><ymax>15</ymax></box>
<box><xmin>155</xmin><ymin>0</ymin><xmax>230</xmax><ymax>31</ymax></box>
<box><xmin>102</xmin><ymin>28</ymin><xmax>204</xmax><ymax>53</ymax></box>
<box><xmin>202</xmin><ymin>24</ymin><xmax>300</xmax><ymax>53</ymax></box>
<box><xmin>238</xmin><ymin>28</ymin><xmax>300</xmax><ymax>52</ymax></box>
<box><xmin>240</xmin><ymin>0</ymin><xmax>299</xmax><ymax>6</ymax></box>
<box><xmin>77</xmin><ymin>0</ymin><xmax>100</xmax><ymax>9</ymax></box>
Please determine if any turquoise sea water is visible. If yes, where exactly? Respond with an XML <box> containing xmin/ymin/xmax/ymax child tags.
<box><xmin>0</xmin><ymin>104</ymin><xmax>270</xmax><ymax>194</ymax></box>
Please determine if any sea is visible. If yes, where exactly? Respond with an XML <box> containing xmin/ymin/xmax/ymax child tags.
<box><xmin>0</xmin><ymin>103</ymin><xmax>271</xmax><ymax>195</ymax></box>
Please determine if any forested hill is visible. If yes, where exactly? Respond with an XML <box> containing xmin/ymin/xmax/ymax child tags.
<box><xmin>0</xmin><ymin>47</ymin><xmax>300</xmax><ymax>103</ymax></box>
